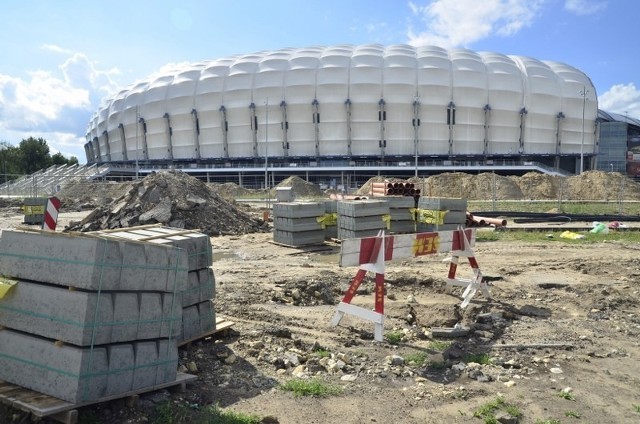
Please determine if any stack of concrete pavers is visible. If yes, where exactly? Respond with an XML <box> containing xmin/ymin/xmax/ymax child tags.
<box><xmin>89</xmin><ymin>227</ymin><xmax>215</xmax><ymax>345</ymax></box>
<box><xmin>0</xmin><ymin>229</ymin><xmax>186</xmax><ymax>403</ymax></box>
<box><xmin>385</xmin><ymin>196</ymin><xmax>417</xmax><ymax>234</ymax></box>
<box><xmin>273</xmin><ymin>202</ymin><xmax>325</xmax><ymax>246</ymax></box>
<box><xmin>337</xmin><ymin>199</ymin><xmax>390</xmax><ymax>239</ymax></box>
<box><xmin>323</xmin><ymin>200</ymin><xmax>338</xmax><ymax>240</ymax></box>
<box><xmin>416</xmin><ymin>197</ymin><xmax>468</xmax><ymax>232</ymax></box>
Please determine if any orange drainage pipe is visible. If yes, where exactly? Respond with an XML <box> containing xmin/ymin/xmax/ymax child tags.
<box><xmin>472</xmin><ymin>215</ymin><xmax>507</xmax><ymax>227</ymax></box>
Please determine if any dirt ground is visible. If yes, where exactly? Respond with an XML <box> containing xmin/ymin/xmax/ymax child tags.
<box><xmin>1</xmin><ymin>207</ymin><xmax>639</xmax><ymax>424</ymax></box>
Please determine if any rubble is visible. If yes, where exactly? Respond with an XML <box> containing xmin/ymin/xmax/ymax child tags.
<box><xmin>64</xmin><ymin>170</ymin><xmax>268</xmax><ymax>236</ymax></box>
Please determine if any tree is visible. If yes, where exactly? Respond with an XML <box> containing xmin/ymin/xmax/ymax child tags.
<box><xmin>19</xmin><ymin>137</ymin><xmax>50</xmax><ymax>174</ymax></box>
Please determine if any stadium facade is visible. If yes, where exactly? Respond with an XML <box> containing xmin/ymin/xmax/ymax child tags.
<box><xmin>84</xmin><ymin>44</ymin><xmax>601</xmax><ymax>188</ymax></box>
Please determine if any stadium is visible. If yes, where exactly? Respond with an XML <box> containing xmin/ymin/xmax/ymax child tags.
<box><xmin>83</xmin><ymin>44</ymin><xmax>615</xmax><ymax>189</ymax></box>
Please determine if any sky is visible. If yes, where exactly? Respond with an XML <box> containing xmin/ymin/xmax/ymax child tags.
<box><xmin>0</xmin><ymin>0</ymin><xmax>638</xmax><ymax>163</ymax></box>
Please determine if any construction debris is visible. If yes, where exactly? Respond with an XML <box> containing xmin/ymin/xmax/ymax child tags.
<box><xmin>64</xmin><ymin>171</ymin><xmax>268</xmax><ymax>236</ymax></box>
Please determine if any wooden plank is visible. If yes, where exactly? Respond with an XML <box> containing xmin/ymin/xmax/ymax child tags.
<box><xmin>178</xmin><ymin>317</ymin><xmax>235</xmax><ymax>347</ymax></box>
<box><xmin>0</xmin><ymin>373</ymin><xmax>197</xmax><ymax>420</ymax></box>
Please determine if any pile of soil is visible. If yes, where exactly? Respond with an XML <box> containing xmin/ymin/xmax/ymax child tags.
<box><xmin>270</xmin><ymin>175</ymin><xmax>325</xmax><ymax>198</ymax></box>
<box><xmin>56</xmin><ymin>178</ymin><xmax>133</xmax><ymax>209</ymax></box>
<box><xmin>208</xmin><ymin>182</ymin><xmax>258</xmax><ymax>200</ymax></box>
<box><xmin>64</xmin><ymin>171</ymin><xmax>268</xmax><ymax>236</ymax></box>
<box><xmin>360</xmin><ymin>171</ymin><xmax>640</xmax><ymax>201</ymax></box>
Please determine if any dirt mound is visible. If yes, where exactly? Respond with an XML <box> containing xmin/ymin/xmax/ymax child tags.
<box><xmin>270</xmin><ymin>176</ymin><xmax>324</xmax><ymax>198</ymax></box>
<box><xmin>64</xmin><ymin>170</ymin><xmax>267</xmax><ymax>236</ymax></box>
<box><xmin>57</xmin><ymin>178</ymin><xmax>132</xmax><ymax>208</ymax></box>
<box><xmin>208</xmin><ymin>182</ymin><xmax>257</xmax><ymax>199</ymax></box>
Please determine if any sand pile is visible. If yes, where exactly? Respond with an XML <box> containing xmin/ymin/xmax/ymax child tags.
<box><xmin>270</xmin><ymin>176</ymin><xmax>325</xmax><ymax>198</ymax></box>
<box><xmin>208</xmin><ymin>182</ymin><xmax>257</xmax><ymax>199</ymax></box>
<box><xmin>64</xmin><ymin>170</ymin><xmax>267</xmax><ymax>236</ymax></box>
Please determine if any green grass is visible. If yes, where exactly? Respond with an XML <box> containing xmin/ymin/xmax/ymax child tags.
<box><xmin>405</xmin><ymin>351</ymin><xmax>428</xmax><ymax>365</ymax></box>
<box><xmin>473</xmin><ymin>396</ymin><xmax>522</xmax><ymax>424</ymax></box>
<box><xmin>558</xmin><ymin>390</ymin><xmax>576</xmax><ymax>401</ymax></box>
<box><xmin>153</xmin><ymin>402</ymin><xmax>261</xmax><ymax>424</ymax></box>
<box><xmin>535</xmin><ymin>420</ymin><xmax>561</xmax><ymax>424</ymax></box>
<box><xmin>565</xmin><ymin>410</ymin><xmax>581</xmax><ymax>418</ymax></box>
<box><xmin>279</xmin><ymin>378</ymin><xmax>342</xmax><ymax>397</ymax></box>
<box><xmin>426</xmin><ymin>359</ymin><xmax>447</xmax><ymax>370</ymax></box>
<box><xmin>633</xmin><ymin>404</ymin><xmax>640</xmax><ymax>413</ymax></box>
<box><xmin>313</xmin><ymin>349</ymin><xmax>331</xmax><ymax>358</ymax></box>
<box><xmin>385</xmin><ymin>330</ymin><xmax>404</xmax><ymax>345</ymax></box>
<box><xmin>428</xmin><ymin>340</ymin><xmax>452</xmax><ymax>351</ymax></box>
<box><xmin>476</xmin><ymin>228</ymin><xmax>640</xmax><ymax>244</ymax></box>
<box><xmin>463</xmin><ymin>353</ymin><xmax>492</xmax><ymax>365</ymax></box>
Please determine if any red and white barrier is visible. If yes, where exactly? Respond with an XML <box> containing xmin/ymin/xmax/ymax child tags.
<box><xmin>331</xmin><ymin>228</ymin><xmax>488</xmax><ymax>341</ymax></box>
<box><xmin>42</xmin><ymin>197</ymin><xmax>61</xmax><ymax>231</ymax></box>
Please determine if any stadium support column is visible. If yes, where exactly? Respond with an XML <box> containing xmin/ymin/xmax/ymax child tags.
<box><xmin>345</xmin><ymin>99</ymin><xmax>353</xmax><ymax>157</ymax></box>
<box><xmin>138</xmin><ymin>117</ymin><xmax>149</xmax><ymax>161</ymax></box>
<box><xmin>249</xmin><ymin>103</ymin><xmax>258</xmax><ymax>158</ymax></box>
<box><xmin>518</xmin><ymin>107</ymin><xmax>527</xmax><ymax>155</ymax></box>
<box><xmin>191</xmin><ymin>109</ymin><xmax>201</xmax><ymax>160</ymax></box>
<box><xmin>118</xmin><ymin>124</ymin><xmax>128</xmax><ymax>161</ymax></box>
<box><xmin>101</xmin><ymin>131</ymin><xmax>111</xmax><ymax>162</ymax></box>
<box><xmin>312</xmin><ymin>99</ymin><xmax>320</xmax><ymax>158</ymax></box>
<box><xmin>483</xmin><ymin>105</ymin><xmax>491</xmax><ymax>157</ymax></box>
<box><xmin>554</xmin><ymin>112</ymin><xmax>565</xmax><ymax>170</ymax></box>
<box><xmin>447</xmin><ymin>102</ymin><xmax>456</xmax><ymax>156</ymax></box>
<box><xmin>280</xmin><ymin>101</ymin><xmax>289</xmax><ymax>158</ymax></box>
<box><xmin>413</xmin><ymin>97</ymin><xmax>421</xmax><ymax>177</ymax></box>
<box><xmin>220</xmin><ymin>106</ymin><xmax>229</xmax><ymax>159</ymax></box>
<box><xmin>163</xmin><ymin>113</ymin><xmax>174</xmax><ymax>161</ymax></box>
<box><xmin>84</xmin><ymin>143</ymin><xmax>92</xmax><ymax>164</ymax></box>
<box><xmin>93</xmin><ymin>137</ymin><xmax>101</xmax><ymax>162</ymax></box>
<box><xmin>378</xmin><ymin>99</ymin><xmax>386</xmax><ymax>162</ymax></box>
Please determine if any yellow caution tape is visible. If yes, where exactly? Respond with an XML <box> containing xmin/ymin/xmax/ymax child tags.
<box><xmin>0</xmin><ymin>277</ymin><xmax>17</xmax><ymax>299</ymax></box>
<box><xmin>316</xmin><ymin>213</ymin><xmax>337</xmax><ymax>229</ymax></box>
<box><xmin>415</xmin><ymin>209</ymin><xmax>449</xmax><ymax>225</ymax></box>
<box><xmin>23</xmin><ymin>205</ymin><xmax>45</xmax><ymax>215</ymax></box>
<box><xmin>382</xmin><ymin>214</ymin><xmax>391</xmax><ymax>230</ymax></box>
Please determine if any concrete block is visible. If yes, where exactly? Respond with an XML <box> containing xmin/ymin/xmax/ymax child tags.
<box><xmin>0</xmin><ymin>281</ymin><xmax>182</xmax><ymax>346</ymax></box>
<box><xmin>416</xmin><ymin>223</ymin><xmax>462</xmax><ymax>232</ymax></box>
<box><xmin>94</xmin><ymin>227</ymin><xmax>212</xmax><ymax>272</ymax></box>
<box><xmin>337</xmin><ymin>200</ymin><xmax>389</xmax><ymax>217</ymax></box>
<box><xmin>338</xmin><ymin>215</ymin><xmax>387</xmax><ymax>231</ymax></box>
<box><xmin>274</xmin><ymin>216</ymin><xmax>323</xmax><ymax>232</ymax></box>
<box><xmin>181</xmin><ymin>268</ymin><xmax>215</xmax><ymax>307</ymax></box>
<box><xmin>388</xmin><ymin>208</ymin><xmax>415</xmax><ymax>221</ymax></box>
<box><xmin>0</xmin><ymin>230</ymin><xmax>187</xmax><ymax>293</ymax></box>
<box><xmin>105</xmin><ymin>344</ymin><xmax>134</xmax><ymax>396</ymax></box>
<box><xmin>273</xmin><ymin>229</ymin><xmax>325</xmax><ymax>246</ymax></box>
<box><xmin>181</xmin><ymin>305</ymin><xmax>199</xmax><ymax>341</ymax></box>
<box><xmin>390</xmin><ymin>221</ymin><xmax>416</xmax><ymax>233</ymax></box>
<box><xmin>156</xmin><ymin>339</ymin><xmax>178</xmax><ymax>385</ymax></box>
<box><xmin>338</xmin><ymin>228</ymin><xmax>387</xmax><ymax>240</ymax></box>
<box><xmin>198</xmin><ymin>300</ymin><xmax>215</xmax><ymax>335</ymax></box>
<box><xmin>0</xmin><ymin>329</ymin><xmax>108</xmax><ymax>403</ymax></box>
<box><xmin>442</xmin><ymin>210</ymin><xmax>467</xmax><ymax>224</ymax></box>
<box><xmin>273</xmin><ymin>202</ymin><xmax>324</xmax><ymax>219</ymax></box>
<box><xmin>418</xmin><ymin>197</ymin><xmax>468</xmax><ymax>212</ymax></box>
<box><xmin>132</xmin><ymin>341</ymin><xmax>158</xmax><ymax>390</ymax></box>
<box><xmin>324</xmin><ymin>225</ymin><xmax>338</xmax><ymax>240</ymax></box>
<box><xmin>324</xmin><ymin>200</ymin><xmax>338</xmax><ymax>213</ymax></box>
<box><xmin>384</xmin><ymin>196</ymin><xmax>415</xmax><ymax>208</ymax></box>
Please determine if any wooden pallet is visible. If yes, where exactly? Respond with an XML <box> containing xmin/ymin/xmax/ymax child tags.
<box><xmin>178</xmin><ymin>317</ymin><xmax>235</xmax><ymax>347</ymax></box>
<box><xmin>0</xmin><ymin>372</ymin><xmax>196</xmax><ymax>424</ymax></box>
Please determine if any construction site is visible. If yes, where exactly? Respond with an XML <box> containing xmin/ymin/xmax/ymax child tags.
<box><xmin>0</xmin><ymin>169</ymin><xmax>639</xmax><ymax>424</ymax></box>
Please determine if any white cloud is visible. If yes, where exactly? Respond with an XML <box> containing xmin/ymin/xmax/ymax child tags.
<box><xmin>598</xmin><ymin>83</ymin><xmax>640</xmax><ymax>119</ymax></box>
<box><xmin>406</xmin><ymin>0</ymin><xmax>545</xmax><ymax>48</ymax></box>
<box><xmin>564</xmin><ymin>0</ymin><xmax>606</xmax><ymax>15</ymax></box>
<box><xmin>0</xmin><ymin>47</ymin><xmax>120</xmax><ymax>161</ymax></box>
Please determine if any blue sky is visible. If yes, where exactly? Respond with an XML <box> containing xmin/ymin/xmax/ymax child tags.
<box><xmin>0</xmin><ymin>0</ymin><xmax>638</xmax><ymax>162</ymax></box>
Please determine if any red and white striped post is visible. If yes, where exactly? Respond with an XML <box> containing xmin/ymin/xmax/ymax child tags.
<box><xmin>42</xmin><ymin>197</ymin><xmax>61</xmax><ymax>231</ymax></box>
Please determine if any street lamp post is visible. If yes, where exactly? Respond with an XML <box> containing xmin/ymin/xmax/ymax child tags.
<box><xmin>579</xmin><ymin>86</ymin><xmax>589</xmax><ymax>174</ymax></box>
<box><xmin>264</xmin><ymin>98</ymin><xmax>269</xmax><ymax>192</ymax></box>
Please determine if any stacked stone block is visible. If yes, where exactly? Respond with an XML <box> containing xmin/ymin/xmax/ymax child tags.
<box><xmin>272</xmin><ymin>202</ymin><xmax>325</xmax><ymax>246</ymax></box>
<box><xmin>323</xmin><ymin>200</ymin><xmax>338</xmax><ymax>240</ymax></box>
<box><xmin>416</xmin><ymin>197</ymin><xmax>468</xmax><ymax>232</ymax></box>
<box><xmin>385</xmin><ymin>196</ymin><xmax>417</xmax><ymax>234</ymax></box>
<box><xmin>337</xmin><ymin>199</ymin><xmax>390</xmax><ymax>239</ymax></box>
<box><xmin>0</xmin><ymin>229</ymin><xmax>186</xmax><ymax>403</ymax></box>
<box><xmin>90</xmin><ymin>227</ymin><xmax>216</xmax><ymax>345</ymax></box>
